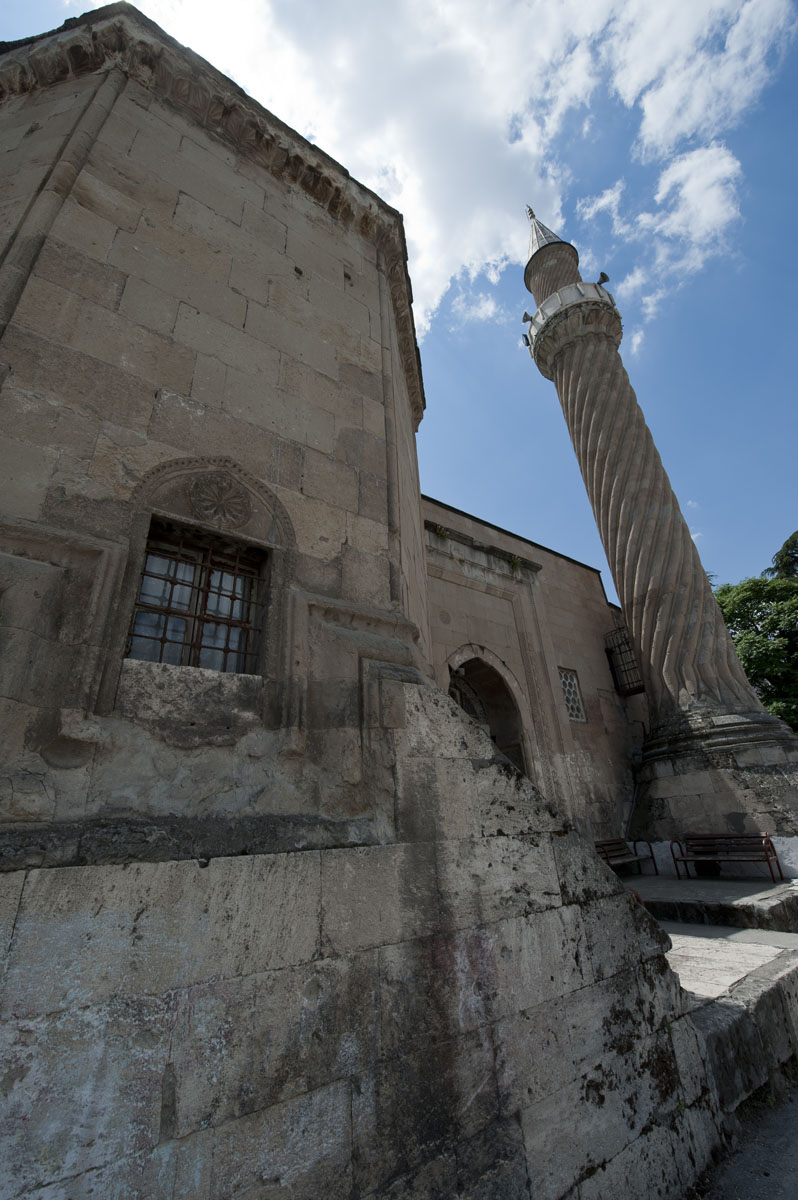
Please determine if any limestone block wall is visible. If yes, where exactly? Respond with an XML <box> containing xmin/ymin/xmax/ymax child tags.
<box><xmin>2</xmin><ymin>681</ymin><xmax>726</xmax><ymax>1200</ymax></box>
<box><xmin>423</xmin><ymin>498</ymin><xmax>646</xmax><ymax>835</ymax></box>
<box><xmin>0</xmin><ymin>7</ymin><xmax>432</xmax><ymax>865</ymax></box>
<box><xmin>0</xmin><ymin>71</ymin><xmax>99</xmax><ymax>265</ymax></box>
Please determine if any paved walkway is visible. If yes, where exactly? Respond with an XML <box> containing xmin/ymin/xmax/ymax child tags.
<box><xmin>662</xmin><ymin>920</ymin><xmax>798</xmax><ymax>1001</ymax></box>
<box><xmin>647</xmin><ymin>891</ymin><xmax>798</xmax><ymax>1196</ymax></box>
<box><xmin>696</xmin><ymin>1086</ymin><xmax>798</xmax><ymax>1199</ymax></box>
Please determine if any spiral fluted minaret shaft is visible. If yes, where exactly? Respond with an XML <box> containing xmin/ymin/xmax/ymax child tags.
<box><xmin>525</xmin><ymin>232</ymin><xmax>765</xmax><ymax>734</ymax></box>
<box><xmin>550</xmin><ymin>321</ymin><xmax>758</xmax><ymax>727</ymax></box>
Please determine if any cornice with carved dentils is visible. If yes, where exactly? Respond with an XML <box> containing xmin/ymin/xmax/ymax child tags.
<box><xmin>0</xmin><ymin>3</ymin><xmax>426</xmax><ymax>427</ymax></box>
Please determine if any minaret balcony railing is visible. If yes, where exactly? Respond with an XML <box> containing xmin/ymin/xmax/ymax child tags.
<box><xmin>524</xmin><ymin>280</ymin><xmax>617</xmax><ymax>349</ymax></box>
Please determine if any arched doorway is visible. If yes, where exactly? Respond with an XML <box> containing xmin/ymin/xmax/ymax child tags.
<box><xmin>448</xmin><ymin>657</ymin><xmax>527</xmax><ymax>774</ymax></box>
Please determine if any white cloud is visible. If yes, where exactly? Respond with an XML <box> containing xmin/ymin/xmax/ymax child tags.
<box><xmin>686</xmin><ymin>500</ymin><xmax>699</xmax><ymax>509</ymax></box>
<box><xmin>450</xmin><ymin>290</ymin><xmax>504</xmax><ymax>325</ymax></box>
<box><xmin>643</xmin><ymin>145</ymin><xmax>742</xmax><ymax>245</ymax></box>
<box><xmin>577</xmin><ymin>181</ymin><xmax>630</xmax><ymax>236</ymax></box>
<box><xmin>628</xmin><ymin>328</ymin><xmax>645</xmax><ymax>355</ymax></box>
<box><xmin>578</xmin><ymin>143</ymin><xmax>742</xmax><ymax>324</ymax></box>
<box><xmin>616</xmin><ymin>265</ymin><xmax>647</xmax><ymax>298</ymax></box>
<box><xmin>63</xmin><ymin>0</ymin><xmax>796</xmax><ymax>335</ymax></box>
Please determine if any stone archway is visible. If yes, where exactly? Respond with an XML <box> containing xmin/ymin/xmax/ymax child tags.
<box><xmin>448</xmin><ymin>656</ymin><xmax>527</xmax><ymax>774</ymax></box>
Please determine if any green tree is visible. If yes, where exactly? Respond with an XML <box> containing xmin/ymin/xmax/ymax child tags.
<box><xmin>715</xmin><ymin>574</ymin><xmax>798</xmax><ymax>730</ymax></box>
<box><xmin>763</xmin><ymin>530</ymin><xmax>798</xmax><ymax>579</ymax></box>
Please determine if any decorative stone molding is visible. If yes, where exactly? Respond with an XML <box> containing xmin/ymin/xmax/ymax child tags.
<box><xmin>423</xmin><ymin>519</ymin><xmax>542</xmax><ymax>576</ymax></box>
<box><xmin>133</xmin><ymin>454</ymin><xmax>296</xmax><ymax>552</ymax></box>
<box><xmin>528</xmin><ymin>290</ymin><xmax>622</xmax><ymax>380</ymax></box>
<box><xmin>0</xmin><ymin>3</ymin><xmax>426</xmax><ymax>427</ymax></box>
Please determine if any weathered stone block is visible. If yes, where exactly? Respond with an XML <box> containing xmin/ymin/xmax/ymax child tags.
<box><xmin>491</xmin><ymin>906</ymin><xmax>592</xmax><ymax>1018</ymax></box>
<box><xmin>494</xmin><ymin>997</ymin><xmax>573</xmax><ymax>1109</ymax></box>
<box><xmin>174</xmin><ymin>304</ymin><xmax>279</xmax><ymax>380</ymax></box>
<box><xmin>455</xmin><ymin>1116</ymin><xmax>531</xmax><ymax>1199</ymax></box>
<box><xmin>69</xmin><ymin>299</ymin><xmax>195</xmax><ymax>393</ymax></box>
<box><xmin>321</xmin><ymin>843</ymin><xmax>439</xmax><ymax>953</ymax></box>
<box><xmin>436</xmin><ymin>834</ymin><xmax>561</xmax><ymax>930</ymax></box>
<box><xmin>147</xmin><ymin>387</ymin><xmax>279</xmax><ymax>480</ymax></box>
<box><xmin>577</xmin><ymin>1123</ymin><xmax>681</xmax><ymax>1200</ymax></box>
<box><xmin>117</xmin><ymin>273</ymin><xmax>180</xmax><ymax>336</ymax></box>
<box><xmin>581</xmin><ymin>892</ymin><xmax>669</xmax><ymax>982</ymax></box>
<box><xmin>12</xmin><ymin>273</ymin><xmax>83</xmax><ymax>344</ymax></box>
<box><xmin>308</xmin><ymin>272</ymin><xmax>371</xmax><ymax>336</ymax></box>
<box><xmin>35</xmin><ymin>237</ymin><xmax>126</xmax><ymax>309</ymax></box>
<box><xmin>690</xmin><ymin>998</ymin><xmax>769</xmax><ymax>1111</ymax></box>
<box><xmin>359</xmin><ymin>469</ymin><xmax>389</xmax><ymax>523</ymax></box>
<box><xmin>0</xmin><ymin>995</ymin><xmax>172</xmax><ymax>1197</ymax></box>
<box><xmin>72</xmin><ymin>167</ymin><xmax>143</xmax><ymax>233</ymax></box>
<box><xmin>245</xmin><ymin>299</ymin><xmax>339</xmax><ymax>380</ymax></box>
<box><xmin>50</xmin><ymin>194</ymin><xmax>118</xmax><ymax>262</ymax></box>
<box><xmin>2</xmin><ymin>326</ymin><xmax>156</xmax><ymax>432</ymax></box>
<box><xmin>0</xmin><ymin>436</ymin><xmax>56</xmax><ymax>519</ymax></box>
<box><xmin>301</xmin><ymin>446</ymin><xmax>358</xmax><ymax>511</ymax></box>
<box><xmin>340</xmin><ymin>544</ymin><xmax>391</xmax><ymax>607</ymax></box>
<box><xmin>284</xmin><ymin>492</ymin><xmax>346</xmax><ymax>558</ymax></box>
<box><xmin>669</xmin><ymin>1014</ymin><xmax>708</xmax><ymax>1107</ymax></box>
<box><xmin>379</xmin><ymin>930</ymin><xmax>494</xmax><ymax>1054</ymax></box>
<box><xmin>110</xmin><ymin>229</ymin><xmax>244</xmax><ymax>327</ymax></box>
<box><xmin>128</xmin><ymin>127</ymin><xmax>256</xmax><ymax>226</ymax></box>
<box><xmin>168</xmin><ymin>953</ymin><xmax>379</xmax><ymax>1135</ymax></box>
<box><xmin>352</xmin><ymin>1029</ymin><xmax>498</xmax><ymax>1193</ymax></box>
<box><xmin>209</xmin><ymin>1080</ymin><xmax>353</xmax><ymax>1199</ymax></box>
<box><xmin>0</xmin><ymin>870</ymin><xmax>25</xmax><ymax>947</ymax></box>
<box><xmin>550</xmin><ymin>828</ymin><xmax>623</xmax><ymax>905</ymax></box>
<box><xmin>1</xmin><ymin>853</ymin><xmax>321</xmax><ymax>1017</ymax></box>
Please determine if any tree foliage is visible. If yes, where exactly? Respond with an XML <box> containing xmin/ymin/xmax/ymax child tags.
<box><xmin>763</xmin><ymin>530</ymin><xmax>798</xmax><ymax>579</ymax></box>
<box><xmin>715</xmin><ymin>573</ymin><xmax>798</xmax><ymax>730</ymax></box>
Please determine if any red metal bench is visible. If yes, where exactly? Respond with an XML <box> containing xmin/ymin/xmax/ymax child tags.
<box><xmin>670</xmin><ymin>833</ymin><xmax>784</xmax><ymax>883</ymax></box>
<box><xmin>595</xmin><ymin>837</ymin><xmax>659</xmax><ymax>875</ymax></box>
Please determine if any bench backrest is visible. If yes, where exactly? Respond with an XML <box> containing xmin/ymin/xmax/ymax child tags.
<box><xmin>682</xmin><ymin>833</ymin><xmax>773</xmax><ymax>856</ymax></box>
<box><xmin>595</xmin><ymin>839</ymin><xmax>631</xmax><ymax>858</ymax></box>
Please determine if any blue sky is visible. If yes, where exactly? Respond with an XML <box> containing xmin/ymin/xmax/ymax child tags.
<box><xmin>5</xmin><ymin>0</ymin><xmax>797</xmax><ymax>600</ymax></box>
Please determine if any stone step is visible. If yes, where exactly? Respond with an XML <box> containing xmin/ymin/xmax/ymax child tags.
<box><xmin>630</xmin><ymin>875</ymin><xmax>798</xmax><ymax>933</ymax></box>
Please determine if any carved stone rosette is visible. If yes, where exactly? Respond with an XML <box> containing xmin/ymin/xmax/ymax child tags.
<box><xmin>188</xmin><ymin>472</ymin><xmax>251</xmax><ymax>528</ymax></box>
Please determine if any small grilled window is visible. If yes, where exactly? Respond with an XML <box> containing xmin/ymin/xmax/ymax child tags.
<box><xmin>127</xmin><ymin>521</ymin><xmax>265</xmax><ymax>674</ymax></box>
<box><xmin>559</xmin><ymin>667</ymin><xmax>587</xmax><ymax>722</ymax></box>
<box><xmin>604</xmin><ymin>626</ymin><xmax>645</xmax><ymax>696</ymax></box>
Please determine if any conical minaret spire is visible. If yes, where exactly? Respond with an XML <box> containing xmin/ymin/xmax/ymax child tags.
<box><xmin>521</xmin><ymin>208</ymin><xmax>798</xmax><ymax>836</ymax></box>
<box><xmin>523</xmin><ymin>205</ymin><xmax>581</xmax><ymax>308</ymax></box>
<box><xmin>525</xmin><ymin>206</ymin><xmax>565</xmax><ymax>258</ymax></box>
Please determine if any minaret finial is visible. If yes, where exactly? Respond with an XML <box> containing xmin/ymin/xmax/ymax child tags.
<box><xmin>526</xmin><ymin>204</ymin><xmax>535</xmax><ymax>221</ymax></box>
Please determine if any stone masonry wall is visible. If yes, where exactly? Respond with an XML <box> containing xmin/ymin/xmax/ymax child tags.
<box><xmin>423</xmin><ymin>498</ymin><xmax>646</xmax><ymax>837</ymax></box>
<box><xmin>2</xmin><ymin>682</ymin><xmax>724</xmax><ymax>1200</ymax></box>
<box><xmin>0</xmin><ymin>18</ymin><xmax>430</xmax><ymax>864</ymax></box>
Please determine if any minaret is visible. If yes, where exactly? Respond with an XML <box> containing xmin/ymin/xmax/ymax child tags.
<box><xmin>522</xmin><ymin>208</ymin><xmax>798</xmax><ymax>837</ymax></box>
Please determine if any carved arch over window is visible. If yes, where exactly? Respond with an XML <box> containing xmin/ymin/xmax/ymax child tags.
<box><xmin>97</xmin><ymin>457</ymin><xmax>296</xmax><ymax>713</ymax></box>
<box><xmin>132</xmin><ymin>456</ymin><xmax>296</xmax><ymax>555</ymax></box>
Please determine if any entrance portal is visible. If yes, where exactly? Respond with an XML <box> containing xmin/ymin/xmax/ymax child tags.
<box><xmin>448</xmin><ymin>657</ymin><xmax>527</xmax><ymax>774</ymax></box>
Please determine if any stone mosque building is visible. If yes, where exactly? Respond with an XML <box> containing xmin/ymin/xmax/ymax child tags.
<box><xmin>2</xmin><ymin>6</ymin><xmax>798</xmax><ymax>1198</ymax></box>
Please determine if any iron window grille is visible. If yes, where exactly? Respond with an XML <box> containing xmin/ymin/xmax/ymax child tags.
<box><xmin>604</xmin><ymin>625</ymin><xmax>645</xmax><ymax>696</ymax></box>
<box><xmin>126</xmin><ymin>520</ymin><xmax>266</xmax><ymax>674</ymax></box>
<box><xmin>558</xmin><ymin>667</ymin><xmax>587</xmax><ymax>722</ymax></box>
